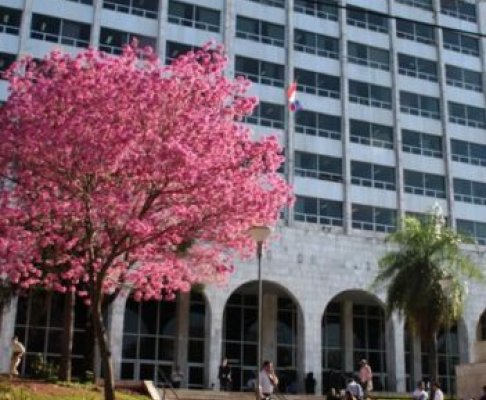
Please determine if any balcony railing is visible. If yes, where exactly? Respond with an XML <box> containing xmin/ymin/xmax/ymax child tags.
<box><xmin>236</xmin><ymin>31</ymin><xmax>284</xmax><ymax>47</ymax></box>
<box><xmin>103</xmin><ymin>0</ymin><xmax>157</xmax><ymax>19</ymax></box>
<box><xmin>30</xmin><ymin>30</ymin><xmax>89</xmax><ymax>48</ymax></box>
<box><xmin>0</xmin><ymin>23</ymin><xmax>20</xmax><ymax>35</ymax></box>
<box><xmin>168</xmin><ymin>15</ymin><xmax>220</xmax><ymax>33</ymax></box>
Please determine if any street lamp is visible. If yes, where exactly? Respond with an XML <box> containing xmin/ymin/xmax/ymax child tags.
<box><xmin>248</xmin><ymin>226</ymin><xmax>272</xmax><ymax>400</ymax></box>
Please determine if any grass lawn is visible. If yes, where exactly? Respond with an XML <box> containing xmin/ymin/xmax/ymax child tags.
<box><xmin>0</xmin><ymin>379</ymin><xmax>150</xmax><ymax>400</ymax></box>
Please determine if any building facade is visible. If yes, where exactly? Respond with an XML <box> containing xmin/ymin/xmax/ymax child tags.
<box><xmin>1</xmin><ymin>0</ymin><xmax>486</xmax><ymax>395</ymax></box>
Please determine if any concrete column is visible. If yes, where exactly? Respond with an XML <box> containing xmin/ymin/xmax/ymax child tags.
<box><xmin>90</xmin><ymin>0</ymin><xmax>103</xmax><ymax>48</ymax></box>
<box><xmin>303</xmin><ymin>308</ymin><xmax>322</xmax><ymax>395</ymax></box>
<box><xmin>343</xmin><ymin>300</ymin><xmax>354</xmax><ymax>372</ymax></box>
<box><xmin>207</xmin><ymin>292</ymin><xmax>226</xmax><ymax>390</ymax></box>
<box><xmin>262</xmin><ymin>294</ymin><xmax>277</xmax><ymax>363</ymax></box>
<box><xmin>17</xmin><ymin>0</ymin><xmax>34</xmax><ymax>57</ymax></box>
<box><xmin>106</xmin><ymin>294</ymin><xmax>128</xmax><ymax>380</ymax></box>
<box><xmin>338</xmin><ymin>0</ymin><xmax>351</xmax><ymax>234</ymax></box>
<box><xmin>175</xmin><ymin>292</ymin><xmax>190</xmax><ymax>387</ymax></box>
<box><xmin>222</xmin><ymin>0</ymin><xmax>235</xmax><ymax>77</ymax></box>
<box><xmin>388</xmin><ymin>0</ymin><xmax>405</xmax><ymax>222</ymax></box>
<box><xmin>156</xmin><ymin>0</ymin><xmax>169</xmax><ymax>57</ymax></box>
<box><xmin>0</xmin><ymin>298</ymin><xmax>18</xmax><ymax>373</ymax></box>
<box><xmin>386</xmin><ymin>314</ymin><xmax>406</xmax><ymax>392</ymax></box>
<box><xmin>411</xmin><ymin>334</ymin><xmax>423</xmax><ymax>388</ymax></box>
<box><xmin>432</xmin><ymin>0</ymin><xmax>456</xmax><ymax>228</ymax></box>
<box><xmin>284</xmin><ymin>0</ymin><xmax>295</xmax><ymax>225</ymax></box>
<box><xmin>458</xmin><ymin>319</ymin><xmax>472</xmax><ymax>364</ymax></box>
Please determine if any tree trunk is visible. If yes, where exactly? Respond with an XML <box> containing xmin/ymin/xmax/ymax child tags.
<box><xmin>428</xmin><ymin>334</ymin><xmax>438</xmax><ymax>386</ymax></box>
<box><xmin>92</xmin><ymin>293</ymin><xmax>115</xmax><ymax>400</ymax></box>
<box><xmin>59</xmin><ymin>291</ymin><xmax>75</xmax><ymax>381</ymax></box>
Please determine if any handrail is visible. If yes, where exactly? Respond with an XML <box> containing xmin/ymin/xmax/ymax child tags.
<box><xmin>158</xmin><ymin>368</ymin><xmax>181</xmax><ymax>400</ymax></box>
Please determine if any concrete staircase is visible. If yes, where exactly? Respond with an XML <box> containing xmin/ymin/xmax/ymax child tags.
<box><xmin>158</xmin><ymin>389</ymin><xmax>327</xmax><ymax>400</ymax></box>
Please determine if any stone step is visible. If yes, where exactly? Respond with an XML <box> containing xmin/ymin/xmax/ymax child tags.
<box><xmin>158</xmin><ymin>389</ymin><xmax>327</xmax><ymax>400</ymax></box>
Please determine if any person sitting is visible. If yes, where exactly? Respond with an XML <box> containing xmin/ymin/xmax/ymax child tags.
<box><xmin>347</xmin><ymin>375</ymin><xmax>364</xmax><ymax>400</ymax></box>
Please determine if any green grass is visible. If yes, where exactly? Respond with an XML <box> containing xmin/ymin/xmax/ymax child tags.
<box><xmin>0</xmin><ymin>381</ymin><xmax>150</xmax><ymax>400</ymax></box>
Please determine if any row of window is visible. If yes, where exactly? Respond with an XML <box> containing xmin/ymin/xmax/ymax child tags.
<box><xmin>397</xmin><ymin>0</ymin><xmax>476</xmax><ymax>23</ymax></box>
<box><xmin>295</xmin><ymin>150</ymin><xmax>486</xmax><ymax>206</ymax></box>
<box><xmin>236</xmin><ymin>14</ymin><xmax>480</xmax><ymax>60</ymax></box>
<box><xmin>294</xmin><ymin>196</ymin><xmax>486</xmax><ymax>243</ymax></box>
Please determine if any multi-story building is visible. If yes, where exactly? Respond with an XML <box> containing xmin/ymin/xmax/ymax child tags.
<box><xmin>1</xmin><ymin>0</ymin><xmax>486</xmax><ymax>395</ymax></box>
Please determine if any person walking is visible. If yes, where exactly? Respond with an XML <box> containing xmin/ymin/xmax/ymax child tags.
<box><xmin>412</xmin><ymin>381</ymin><xmax>429</xmax><ymax>400</ymax></box>
<box><xmin>431</xmin><ymin>383</ymin><xmax>444</xmax><ymax>400</ymax></box>
<box><xmin>259</xmin><ymin>360</ymin><xmax>279</xmax><ymax>400</ymax></box>
<box><xmin>171</xmin><ymin>365</ymin><xmax>184</xmax><ymax>388</ymax></box>
<box><xmin>10</xmin><ymin>336</ymin><xmax>25</xmax><ymax>379</ymax></box>
<box><xmin>347</xmin><ymin>375</ymin><xmax>364</xmax><ymax>400</ymax></box>
<box><xmin>304</xmin><ymin>372</ymin><xmax>316</xmax><ymax>394</ymax></box>
<box><xmin>218</xmin><ymin>358</ymin><xmax>232</xmax><ymax>391</ymax></box>
<box><xmin>358</xmin><ymin>359</ymin><xmax>373</xmax><ymax>398</ymax></box>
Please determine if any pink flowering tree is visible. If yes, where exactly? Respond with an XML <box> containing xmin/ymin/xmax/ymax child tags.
<box><xmin>0</xmin><ymin>44</ymin><xmax>292</xmax><ymax>400</ymax></box>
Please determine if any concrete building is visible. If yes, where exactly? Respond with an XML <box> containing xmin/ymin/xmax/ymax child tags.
<box><xmin>1</xmin><ymin>0</ymin><xmax>486</xmax><ymax>395</ymax></box>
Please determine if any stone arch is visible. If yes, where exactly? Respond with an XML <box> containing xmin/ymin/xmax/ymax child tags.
<box><xmin>221</xmin><ymin>279</ymin><xmax>305</xmax><ymax>393</ymax></box>
<box><xmin>320</xmin><ymin>289</ymin><xmax>390</xmax><ymax>393</ymax></box>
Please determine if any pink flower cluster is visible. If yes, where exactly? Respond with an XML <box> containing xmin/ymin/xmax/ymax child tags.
<box><xmin>0</xmin><ymin>43</ymin><xmax>293</xmax><ymax>301</ymax></box>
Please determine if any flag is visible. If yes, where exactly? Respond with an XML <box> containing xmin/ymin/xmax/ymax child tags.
<box><xmin>287</xmin><ymin>81</ymin><xmax>302</xmax><ymax>112</ymax></box>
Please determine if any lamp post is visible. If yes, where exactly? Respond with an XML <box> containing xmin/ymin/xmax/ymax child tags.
<box><xmin>248</xmin><ymin>226</ymin><xmax>272</xmax><ymax>400</ymax></box>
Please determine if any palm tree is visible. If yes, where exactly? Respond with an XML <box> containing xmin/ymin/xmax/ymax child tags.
<box><xmin>373</xmin><ymin>208</ymin><xmax>483</xmax><ymax>383</ymax></box>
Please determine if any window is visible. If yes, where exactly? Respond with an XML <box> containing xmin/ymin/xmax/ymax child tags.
<box><xmin>352</xmin><ymin>204</ymin><xmax>396</xmax><ymax>232</ymax></box>
<box><xmin>400</xmin><ymin>91</ymin><xmax>440</xmax><ymax>119</ymax></box>
<box><xmin>0</xmin><ymin>6</ymin><xmax>22</xmax><ymax>35</ymax></box>
<box><xmin>448</xmin><ymin>102</ymin><xmax>486</xmax><ymax>129</ymax></box>
<box><xmin>121</xmin><ymin>297</ymin><xmax>177</xmax><ymax>383</ymax></box>
<box><xmin>295</xmin><ymin>151</ymin><xmax>342</xmax><ymax>182</ymax></box>
<box><xmin>244</xmin><ymin>101</ymin><xmax>285</xmax><ymax>129</ymax></box>
<box><xmin>165</xmin><ymin>41</ymin><xmax>197</xmax><ymax>63</ymax></box>
<box><xmin>248</xmin><ymin>0</ymin><xmax>285</xmax><ymax>8</ymax></box>
<box><xmin>294</xmin><ymin>29</ymin><xmax>339</xmax><ymax>59</ymax></box>
<box><xmin>348</xmin><ymin>42</ymin><xmax>390</xmax><ymax>71</ymax></box>
<box><xmin>235</xmin><ymin>56</ymin><xmax>284</xmax><ymax>87</ymax></box>
<box><xmin>350</xmin><ymin>120</ymin><xmax>393</xmax><ymax>149</ymax></box>
<box><xmin>398</xmin><ymin>54</ymin><xmax>437</xmax><ymax>82</ymax></box>
<box><xmin>322</xmin><ymin>303</ymin><xmax>343</xmax><ymax>383</ymax></box>
<box><xmin>347</xmin><ymin>7</ymin><xmax>388</xmax><ymax>33</ymax></box>
<box><xmin>294</xmin><ymin>0</ymin><xmax>338</xmax><ymax>21</ymax></box>
<box><xmin>396</xmin><ymin>0</ymin><xmax>433</xmax><ymax>11</ymax></box>
<box><xmin>443</xmin><ymin>30</ymin><xmax>479</xmax><ymax>56</ymax></box>
<box><xmin>168</xmin><ymin>1</ymin><xmax>220</xmax><ymax>32</ymax></box>
<box><xmin>295</xmin><ymin>68</ymin><xmax>340</xmax><ymax>99</ymax></box>
<box><xmin>187</xmin><ymin>293</ymin><xmax>207</xmax><ymax>389</ymax></box>
<box><xmin>349</xmin><ymin>80</ymin><xmax>391</xmax><ymax>109</ymax></box>
<box><xmin>236</xmin><ymin>16</ymin><xmax>284</xmax><ymax>47</ymax></box>
<box><xmin>99</xmin><ymin>27</ymin><xmax>156</xmax><ymax>55</ymax></box>
<box><xmin>0</xmin><ymin>52</ymin><xmax>16</xmax><ymax>76</ymax></box>
<box><xmin>402</xmin><ymin>129</ymin><xmax>442</xmax><ymax>158</ymax></box>
<box><xmin>441</xmin><ymin>0</ymin><xmax>476</xmax><ymax>22</ymax></box>
<box><xmin>445</xmin><ymin>65</ymin><xmax>482</xmax><ymax>92</ymax></box>
<box><xmin>454</xmin><ymin>178</ymin><xmax>486</xmax><ymax>206</ymax></box>
<box><xmin>396</xmin><ymin>20</ymin><xmax>435</xmax><ymax>46</ymax></box>
<box><xmin>31</xmin><ymin>14</ymin><xmax>91</xmax><ymax>48</ymax></box>
<box><xmin>103</xmin><ymin>0</ymin><xmax>158</xmax><ymax>19</ymax></box>
<box><xmin>351</xmin><ymin>161</ymin><xmax>396</xmax><ymax>191</ymax></box>
<box><xmin>404</xmin><ymin>170</ymin><xmax>446</xmax><ymax>198</ymax></box>
<box><xmin>295</xmin><ymin>110</ymin><xmax>341</xmax><ymax>140</ymax></box>
<box><xmin>451</xmin><ymin>139</ymin><xmax>486</xmax><ymax>167</ymax></box>
<box><xmin>15</xmin><ymin>292</ymin><xmax>88</xmax><ymax>378</ymax></box>
<box><xmin>457</xmin><ymin>219</ymin><xmax>486</xmax><ymax>245</ymax></box>
<box><xmin>295</xmin><ymin>196</ymin><xmax>343</xmax><ymax>226</ymax></box>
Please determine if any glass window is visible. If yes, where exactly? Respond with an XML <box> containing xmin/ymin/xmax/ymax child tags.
<box><xmin>0</xmin><ymin>52</ymin><xmax>16</xmax><ymax>74</ymax></box>
<box><xmin>0</xmin><ymin>6</ymin><xmax>22</xmax><ymax>33</ymax></box>
<box><xmin>397</xmin><ymin>20</ymin><xmax>435</xmax><ymax>45</ymax></box>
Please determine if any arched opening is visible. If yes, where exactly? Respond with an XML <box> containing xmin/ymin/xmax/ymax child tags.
<box><xmin>121</xmin><ymin>290</ymin><xmax>208</xmax><ymax>388</ymax></box>
<box><xmin>404</xmin><ymin>322</ymin><xmax>460</xmax><ymax>394</ymax></box>
<box><xmin>14</xmin><ymin>291</ymin><xmax>89</xmax><ymax>377</ymax></box>
<box><xmin>321</xmin><ymin>290</ymin><xmax>387</xmax><ymax>394</ymax></box>
<box><xmin>476</xmin><ymin>311</ymin><xmax>486</xmax><ymax>341</ymax></box>
<box><xmin>222</xmin><ymin>281</ymin><xmax>303</xmax><ymax>393</ymax></box>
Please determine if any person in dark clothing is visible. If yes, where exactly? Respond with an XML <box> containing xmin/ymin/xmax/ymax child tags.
<box><xmin>480</xmin><ymin>385</ymin><xmax>486</xmax><ymax>400</ymax></box>
<box><xmin>218</xmin><ymin>358</ymin><xmax>232</xmax><ymax>391</ymax></box>
<box><xmin>305</xmin><ymin>372</ymin><xmax>316</xmax><ymax>394</ymax></box>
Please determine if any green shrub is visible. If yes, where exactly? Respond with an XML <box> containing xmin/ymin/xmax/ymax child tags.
<box><xmin>31</xmin><ymin>354</ymin><xmax>59</xmax><ymax>382</ymax></box>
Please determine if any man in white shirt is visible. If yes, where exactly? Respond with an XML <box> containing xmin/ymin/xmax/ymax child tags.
<box><xmin>412</xmin><ymin>381</ymin><xmax>429</xmax><ymax>400</ymax></box>
<box><xmin>431</xmin><ymin>383</ymin><xmax>444</xmax><ymax>400</ymax></box>
<box><xmin>259</xmin><ymin>361</ymin><xmax>279</xmax><ymax>400</ymax></box>
<box><xmin>10</xmin><ymin>336</ymin><xmax>25</xmax><ymax>378</ymax></box>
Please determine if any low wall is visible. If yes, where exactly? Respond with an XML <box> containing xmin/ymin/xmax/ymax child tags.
<box><xmin>456</xmin><ymin>363</ymin><xmax>486</xmax><ymax>400</ymax></box>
